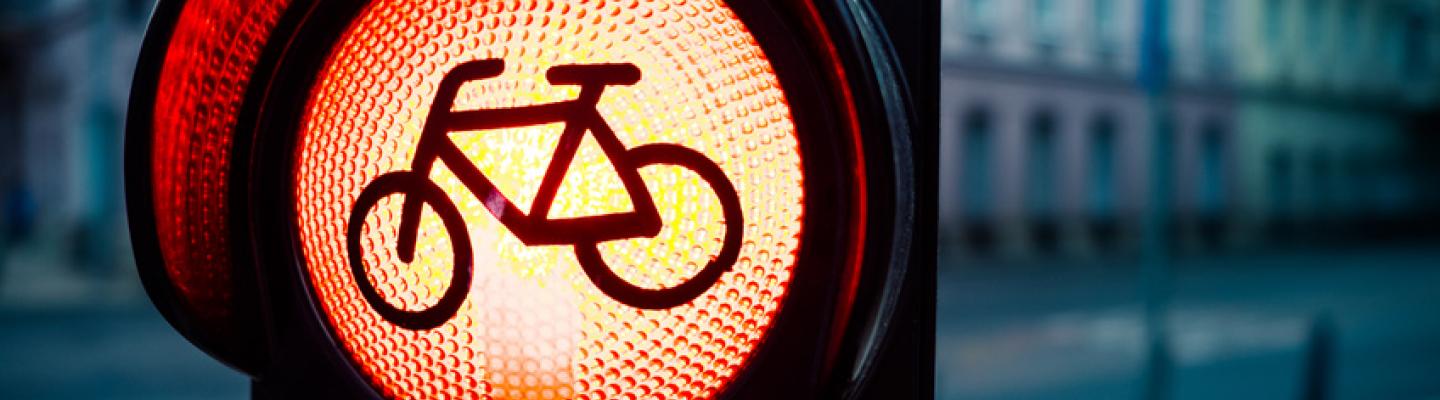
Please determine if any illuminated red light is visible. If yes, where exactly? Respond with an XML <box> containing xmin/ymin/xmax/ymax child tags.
<box><xmin>150</xmin><ymin>0</ymin><xmax>291</xmax><ymax>348</ymax></box>
<box><xmin>293</xmin><ymin>0</ymin><xmax>806</xmax><ymax>398</ymax></box>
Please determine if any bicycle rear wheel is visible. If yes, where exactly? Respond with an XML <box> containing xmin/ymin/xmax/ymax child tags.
<box><xmin>346</xmin><ymin>171</ymin><xmax>473</xmax><ymax>330</ymax></box>
<box><xmin>574</xmin><ymin>143</ymin><xmax>743</xmax><ymax>309</ymax></box>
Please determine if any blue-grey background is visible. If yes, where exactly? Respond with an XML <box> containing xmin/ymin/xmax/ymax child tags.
<box><xmin>939</xmin><ymin>0</ymin><xmax>1440</xmax><ymax>399</ymax></box>
<box><xmin>1</xmin><ymin>0</ymin><xmax>248</xmax><ymax>398</ymax></box>
<box><xmin>0</xmin><ymin>0</ymin><xmax>1438</xmax><ymax>399</ymax></box>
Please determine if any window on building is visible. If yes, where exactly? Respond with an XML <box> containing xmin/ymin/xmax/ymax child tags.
<box><xmin>1092</xmin><ymin>0</ymin><xmax>1119</xmax><ymax>54</ymax></box>
<box><xmin>1088</xmin><ymin>113</ymin><xmax>1117</xmax><ymax>217</ymax></box>
<box><xmin>1375</xmin><ymin>156</ymin><xmax>1412</xmax><ymax>215</ymax></box>
<box><xmin>1341</xmin><ymin>1</ymin><xmax>1360</xmax><ymax>60</ymax></box>
<box><xmin>1268</xmin><ymin>147</ymin><xmax>1294</xmax><ymax>226</ymax></box>
<box><xmin>1032</xmin><ymin>0</ymin><xmax>1063</xmax><ymax>55</ymax></box>
<box><xmin>1088</xmin><ymin>113</ymin><xmax>1120</xmax><ymax>250</ymax></box>
<box><xmin>962</xmin><ymin>108</ymin><xmax>994</xmax><ymax>220</ymax></box>
<box><xmin>967</xmin><ymin>0</ymin><xmax>999</xmax><ymax>46</ymax></box>
<box><xmin>1198</xmin><ymin>120</ymin><xmax>1227</xmax><ymax>215</ymax></box>
<box><xmin>1027</xmin><ymin>110</ymin><xmax>1059</xmax><ymax>217</ymax></box>
<box><xmin>1345</xmin><ymin>152</ymin><xmax>1366</xmax><ymax>214</ymax></box>
<box><xmin>1306</xmin><ymin>0</ymin><xmax>1325</xmax><ymax>55</ymax></box>
<box><xmin>1372</xmin><ymin>8</ymin><xmax>1401</xmax><ymax>78</ymax></box>
<box><xmin>1201</xmin><ymin>0</ymin><xmax>1229</xmax><ymax>75</ymax></box>
<box><xmin>1028</xmin><ymin>109</ymin><xmax>1060</xmax><ymax>252</ymax></box>
<box><xmin>1403</xmin><ymin>15</ymin><xmax>1429</xmax><ymax>78</ymax></box>
<box><xmin>962</xmin><ymin>107</ymin><xmax>998</xmax><ymax>253</ymax></box>
<box><xmin>942</xmin><ymin>0</ymin><xmax>960</xmax><ymax>49</ymax></box>
<box><xmin>1312</xmin><ymin>150</ymin><xmax>1333</xmax><ymax>216</ymax></box>
<box><xmin>1265</xmin><ymin>0</ymin><xmax>1286</xmax><ymax>50</ymax></box>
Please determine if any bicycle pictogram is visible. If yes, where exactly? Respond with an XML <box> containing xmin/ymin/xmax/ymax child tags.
<box><xmin>346</xmin><ymin>59</ymin><xmax>743</xmax><ymax>330</ymax></box>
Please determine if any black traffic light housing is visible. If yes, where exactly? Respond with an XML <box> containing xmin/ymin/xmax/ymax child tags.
<box><xmin>126</xmin><ymin>0</ymin><xmax>935</xmax><ymax>398</ymax></box>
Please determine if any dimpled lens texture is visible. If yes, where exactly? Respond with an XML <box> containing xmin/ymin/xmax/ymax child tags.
<box><xmin>295</xmin><ymin>1</ymin><xmax>804</xmax><ymax>398</ymax></box>
<box><xmin>152</xmin><ymin>0</ymin><xmax>290</xmax><ymax>340</ymax></box>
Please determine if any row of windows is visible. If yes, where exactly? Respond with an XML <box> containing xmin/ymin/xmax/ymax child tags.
<box><xmin>949</xmin><ymin>0</ymin><xmax>1433</xmax><ymax>80</ymax></box>
<box><xmin>956</xmin><ymin>107</ymin><xmax>1404</xmax><ymax>224</ymax></box>
<box><xmin>949</xmin><ymin>0</ymin><xmax>1231</xmax><ymax>59</ymax></box>
<box><xmin>950</xmin><ymin>107</ymin><xmax>1422</xmax><ymax>254</ymax></box>
<box><xmin>1261</xmin><ymin>0</ymin><xmax>1429</xmax><ymax>77</ymax></box>
<box><xmin>956</xmin><ymin>107</ymin><xmax>1228</xmax><ymax>220</ymax></box>
<box><xmin>1265</xmin><ymin>147</ymin><xmax>1413</xmax><ymax>218</ymax></box>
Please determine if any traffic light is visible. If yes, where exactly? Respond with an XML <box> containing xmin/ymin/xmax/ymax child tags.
<box><xmin>126</xmin><ymin>0</ymin><xmax>934</xmax><ymax>398</ymax></box>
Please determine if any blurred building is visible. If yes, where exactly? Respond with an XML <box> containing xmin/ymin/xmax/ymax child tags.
<box><xmin>1231</xmin><ymin>0</ymin><xmax>1440</xmax><ymax>245</ymax></box>
<box><xmin>1</xmin><ymin>0</ymin><xmax>151</xmax><ymax>281</ymax></box>
<box><xmin>939</xmin><ymin>0</ymin><xmax>1440</xmax><ymax>261</ymax></box>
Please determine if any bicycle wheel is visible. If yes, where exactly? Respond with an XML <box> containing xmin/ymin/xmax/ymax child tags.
<box><xmin>574</xmin><ymin>143</ymin><xmax>743</xmax><ymax>309</ymax></box>
<box><xmin>346</xmin><ymin>171</ymin><xmax>473</xmax><ymax>330</ymax></box>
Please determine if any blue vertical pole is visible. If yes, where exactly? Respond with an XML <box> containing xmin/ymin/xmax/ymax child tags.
<box><xmin>82</xmin><ymin>0</ymin><xmax>120</xmax><ymax>274</ymax></box>
<box><xmin>1138</xmin><ymin>0</ymin><xmax>1173</xmax><ymax>399</ymax></box>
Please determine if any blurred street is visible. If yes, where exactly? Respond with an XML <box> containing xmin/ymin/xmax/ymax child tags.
<box><xmin>0</xmin><ymin>306</ymin><xmax>248</xmax><ymax>399</ymax></box>
<box><xmin>0</xmin><ymin>242</ymin><xmax>245</xmax><ymax>400</ymax></box>
<box><xmin>5</xmin><ymin>242</ymin><xmax>1437</xmax><ymax>399</ymax></box>
<box><xmin>938</xmin><ymin>242</ymin><xmax>1440</xmax><ymax>400</ymax></box>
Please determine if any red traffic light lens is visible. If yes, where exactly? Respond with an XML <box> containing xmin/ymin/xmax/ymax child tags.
<box><xmin>294</xmin><ymin>1</ymin><xmax>808</xmax><ymax>398</ymax></box>
<box><xmin>144</xmin><ymin>0</ymin><xmax>292</xmax><ymax>367</ymax></box>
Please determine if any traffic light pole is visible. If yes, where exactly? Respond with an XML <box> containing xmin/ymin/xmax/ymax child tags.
<box><xmin>1138</xmin><ymin>0</ymin><xmax>1174</xmax><ymax>399</ymax></box>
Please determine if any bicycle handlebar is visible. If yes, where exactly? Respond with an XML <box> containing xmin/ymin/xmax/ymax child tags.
<box><xmin>438</xmin><ymin>60</ymin><xmax>640</xmax><ymax>93</ymax></box>
<box><xmin>547</xmin><ymin>64</ymin><xmax>641</xmax><ymax>86</ymax></box>
<box><xmin>439</xmin><ymin>59</ymin><xmax>506</xmax><ymax>91</ymax></box>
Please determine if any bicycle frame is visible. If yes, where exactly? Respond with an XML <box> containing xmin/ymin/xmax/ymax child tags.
<box><xmin>349</xmin><ymin>60</ymin><xmax>743</xmax><ymax>319</ymax></box>
<box><xmin>395</xmin><ymin>60</ymin><xmax>661</xmax><ymax>256</ymax></box>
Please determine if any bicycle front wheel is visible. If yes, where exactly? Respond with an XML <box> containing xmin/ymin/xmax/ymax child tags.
<box><xmin>574</xmin><ymin>143</ymin><xmax>743</xmax><ymax>309</ymax></box>
<box><xmin>346</xmin><ymin>171</ymin><xmax>473</xmax><ymax>330</ymax></box>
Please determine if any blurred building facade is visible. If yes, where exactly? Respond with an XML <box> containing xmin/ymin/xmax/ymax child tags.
<box><xmin>1230</xmin><ymin>0</ymin><xmax>1440</xmax><ymax>245</ymax></box>
<box><xmin>939</xmin><ymin>0</ymin><xmax>1440</xmax><ymax>260</ymax></box>
<box><xmin>1</xmin><ymin>0</ymin><xmax>151</xmax><ymax>290</ymax></box>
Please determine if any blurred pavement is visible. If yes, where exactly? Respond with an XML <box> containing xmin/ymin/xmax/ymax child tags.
<box><xmin>938</xmin><ymin>243</ymin><xmax>1440</xmax><ymax>400</ymax></box>
<box><xmin>5</xmin><ymin>241</ymin><xmax>1438</xmax><ymax>399</ymax></box>
<box><xmin>0</xmin><ymin>245</ymin><xmax>247</xmax><ymax>400</ymax></box>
